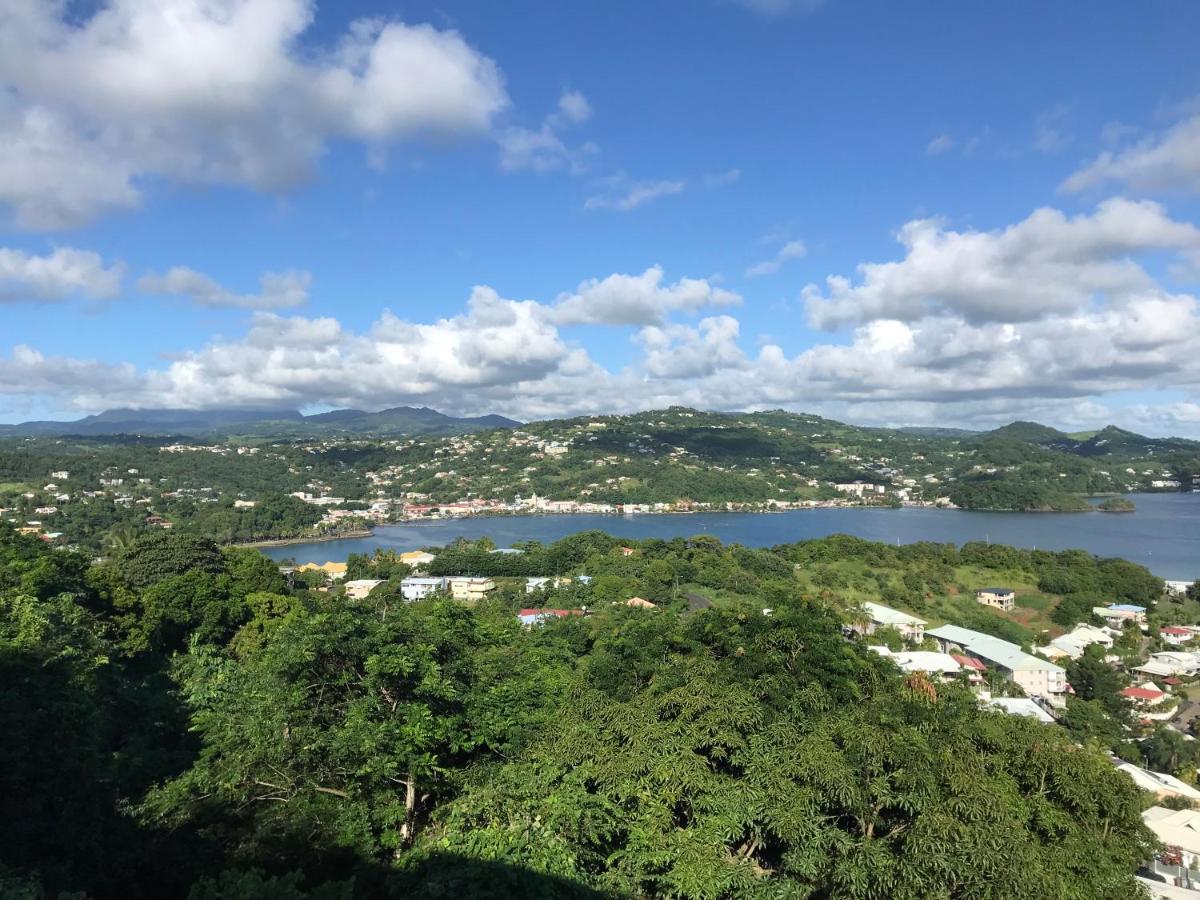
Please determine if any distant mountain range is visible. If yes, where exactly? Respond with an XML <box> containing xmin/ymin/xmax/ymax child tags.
<box><xmin>0</xmin><ymin>405</ymin><xmax>1196</xmax><ymax>458</ymax></box>
<box><xmin>0</xmin><ymin>406</ymin><xmax>521</xmax><ymax>439</ymax></box>
<box><xmin>977</xmin><ymin>421</ymin><xmax>1200</xmax><ymax>457</ymax></box>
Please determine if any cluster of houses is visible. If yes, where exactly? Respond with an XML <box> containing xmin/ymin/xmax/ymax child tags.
<box><xmin>854</xmin><ymin>600</ymin><xmax>1069</xmax><ymax>703</ymax></box>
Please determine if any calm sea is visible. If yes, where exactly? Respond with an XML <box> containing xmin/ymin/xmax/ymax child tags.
<box><xmin>262</xmin><ymin>492</ymin><xmax>1199</xmax><ymax>580</ymax></box>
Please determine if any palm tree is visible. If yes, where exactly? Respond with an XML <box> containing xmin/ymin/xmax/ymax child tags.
<box><xmin>102</xmin><ymin>524</ymin><xmax>138</xmax><ymax>557</ymax></box>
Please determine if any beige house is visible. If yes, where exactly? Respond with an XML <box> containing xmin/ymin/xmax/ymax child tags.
<box><xmin>447</xmin><ymin>576</ymin><xmax>496</xmax><ymax>602</ymax></box>
<box><xmin>975</xmin><ymin>588</ymin><xmax>1015</xmax><ymax>612</ymax></box>
<box><xmin>343</xmin><ymin>579</ymin><xmax>385</xmax><ymax>600</ymax></box>
<box><xmin>625</xmin><ymin>596</ymin><xmax>657</xmax><ymax>609</ymax></box>
<box><xmin>297</xmin><ymin>561</ymin><xmax>348</xmax><ymax>580</ymax></box>
<box><xmin>399</xmin><ymin>550</ymin><xmax>437</xmax><ymax>570</ymax></box>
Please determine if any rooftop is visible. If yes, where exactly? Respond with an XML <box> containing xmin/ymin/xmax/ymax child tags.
<box><xmin>927</xmin><ymin>624</ymin><xmax>1065</xmax><ymax>674</ymax></box>
<box><xmin>862</xmin><ymin>601</ymin><xmax>926</xmax><ymax>628</ymax></box>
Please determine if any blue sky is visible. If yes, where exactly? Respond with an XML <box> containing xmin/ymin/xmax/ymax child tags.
<box><xmin>2</xmin><ymin>0</ymin><xmax>1200</xmax><ymax>434</ymax></box>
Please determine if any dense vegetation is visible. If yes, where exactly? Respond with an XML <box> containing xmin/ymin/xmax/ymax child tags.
<box><xmin>0</xmin><ymin>524</ymin><xmax>1181</xmax><ymax>898</ymax></box>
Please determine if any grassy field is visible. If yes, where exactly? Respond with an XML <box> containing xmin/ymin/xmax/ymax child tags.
<box><xmin>790</xmin><ymin>558</ymin><xmax>1070</xmax><ymax>646</ymax></box>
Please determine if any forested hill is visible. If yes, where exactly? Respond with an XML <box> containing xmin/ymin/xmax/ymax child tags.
<box><xmin>0</xmin><ymin>524</ymin><xmax>1169</xmax><ymax>898</ymax></box>
<box><xmin>378</xmin><ymin>407</ymin><xmax>1200</xmax><ymax>509</ymax></box>
<box><xmin>1</xmin><ymin>408</ymin><xmax>1198</xmax><ymax>549</ymax></box>
<box><xmin>0</xmin><ymin>405</ymin><xmax>520</xmax><ymax>439</ymax></box>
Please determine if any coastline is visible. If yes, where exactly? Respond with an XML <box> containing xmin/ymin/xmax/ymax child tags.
<box><xmin>236</xmin><ymin>528</ymin><xmax>374</xmax><ymax>549</ymax></box>
<box><xmin>237</xmin><ymin>491</ymin><xmax>1180</xmax><ymax>546</ymax></box>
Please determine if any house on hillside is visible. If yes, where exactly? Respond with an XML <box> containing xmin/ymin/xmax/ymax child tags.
<box><xmin>1142</xmin><ymin>807</ymin><xmax>1200</xmax><ymax>873</ymax></box>
<box><xmin>1136</xmin><ymin>652</ymin><xmax>1200</xmax><ymax>679</ymax></box>
<box><xmin>1122</xmin><ymin>683</ymin><xmax>1169</xmax><ymax>710</ymax></box>
<box><xmin>975</xmin><ymin>587</ymin><xmax>1015</xmax><ymax>612</ymax></box>
<box><xmin>297</xmin><ymin>561</ymin><xmax>348</xmax><ymax>580</ymax></box>
<box><xmin>517</xmin><ymin>608</ymin><xmax>584</xmax><ymax>626</ymax></box>
<box><xmin>400</xmin><ymin>576</ymin><xmax>447</xmax><ymax>601</ymax></box>
<box><xmin>1160</xmin><ymin>626</ymin><xmax>1197</xmax><ymax>647</ymax></box>
<box><xmin>625</xmin><ymin>596</ymin><xmax>656</xmax><ymax>609</ymax></box>
<box><xmin>398</xmin><ymin>550</ymin><xmax>436</xmax><ymax>571</ymax></box>
<box><xmin>858</xmin><ymin>601</ymin><xmax>926</xmax><ymax>642</ymax></box>
<box><xmin>1093</xmin><ymin>603</ymin><xmax>1148</xmax><ymax>629</ymax></box>
<box><xmin>1119</xmin><ymin>765</ymin><xmax>1200</xmax><ymax>803</ymax></box>
<box><xmin>872</xmin><ymin>648</ymin><xmax>961</xmax><ymax>680</ymax></box>
<box><xmin>343</xmin><ymin>579</ymin><xmax>385</xmax><ymax>600</ymax></box>
<box><xmin>447</xmin><ymin>576</ymin><xmax>496</xmax><ymax>602</ymax></box>
<box><xmin>1037</xmin><ymin>624</ymin><xmax>1115</xmax><ymax>661</ymax></box>
<box><xmin>928</xmin><ymin>624</ymin><xmax>1067</xmax><ymax>699</ymax></box>
<box><xmin>986</xmin><ymin>697</ymin><xmax>1056</xmax><ymax>724</ymax></box>
<box><xmin>950</xmin><ymin>654</ymin><xmax>987</xmax><ymax>685</ymax></box>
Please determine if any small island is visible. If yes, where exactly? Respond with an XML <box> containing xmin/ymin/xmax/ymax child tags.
<box><xmin>1097</xmin><ymin>497</ymin><xmax>1136</xmax><ymax>513</ymax></box>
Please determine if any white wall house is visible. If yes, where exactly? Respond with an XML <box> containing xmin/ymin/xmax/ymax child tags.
<box><xmin>860</xmin><ymin>601</ymin><xmax>927</xmax><ymax>642</ymax></box>
<box><xmin>401</xmin><ymin>576</ymin><xmax>447</xmax><ymax>601</ymax></box>
<box><xmin>928</xmin><ymin>624</ymin><xmax>1067</xmax><ymax>698</ymax></box>
<box><xmin>975</xmin><ymin>588</ymin><xmax>1016</xmax><ymax>612</ymax></box>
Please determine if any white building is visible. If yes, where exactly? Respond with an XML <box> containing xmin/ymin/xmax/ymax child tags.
<box><xmin>986</xmin><ymin>697</ymin><xmax>1056</xmax><ymax>724</ymax></box>
<box><xmin>975</xmin><ymin>587</ymin><xmax>1015</xmax><ymax>612</ymax></box>
<box><xmin>1037</xmin><ymin>624</ymin><xmax>1115</xmax><ymax>661</ymax></box>
<box><xmin>873</xmin><ymin>648</ymin><xmax>961</xmax><ymax>679</ymax></box>
<box><xmin>928</xmin><ymin>624</ymin><xmax>1067</xmax><ymax>698</ymax></box>
<box><xmin>859</xmin><ymin>601</ymin><xmax>927</xmax><ymax>642</ymax></box>
<box><xmin>1093</xmin><ymin>604</ymin><xmax>1148</xmax><ymax>629</ymax></box>
<box><xmin>1138</xmin><ymin>652</ymin><xmax>1200</xmax><ymax>679</ymax></box>
<box><xmin>835</xmin><ymin>482</ymin><xmax>886</xmax><ymax>496</ymax></box>
<box><xmin>1119</xmin><ymin>765</ymin><xmax>1200</xmax><ymax>803</ymax></box>
<box><xmin>400</xmin><ymin>576</ymin><xmax>447</xmax><ymax>601</ymax></box>
<box><xmin>1143</xmin><ymin>807</ymin><xmax>1200</xmax><ymax>869</ymax></box>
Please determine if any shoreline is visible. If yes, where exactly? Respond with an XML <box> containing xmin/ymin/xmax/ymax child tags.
<box><xmin>236</xmin><ymin>528</ymin><xmax>374</xmax><ymax>549</ymax></box>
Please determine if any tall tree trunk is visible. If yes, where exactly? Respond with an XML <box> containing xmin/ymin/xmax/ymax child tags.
<box><xmin>399</xmin><ymin>773</ymin><xmax>417</xmax><ymax>848</ymax></box>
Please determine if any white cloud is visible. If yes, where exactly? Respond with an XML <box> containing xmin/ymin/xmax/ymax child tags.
<box><xmin>584</xmin><ymin>177</ymin><xmax>686</xmax><ymax>212</ymax></box>
<box><xmin>138</xmin><ymin>267</ymin><xmax>311</xmax><ymax>310</ymax></box>
<box><xmin>5</xmin><ymin>238</ymin><xmax>1200</xmax><ymax>437</ymax></box>
<box><xmin>746</xmin><ymin>239</ymin><xmax>806</xmax><ymax>277</ymax></box>
<box><xmin>802</xmin><ymin>199</ymin><xmax>1200</xmax><ymax>328</ymax></box>
<box><xmin>554</xmin><ymin>90</ymin><xmax>592</xmax><ymax>126</ymax></box>
<box><xmin>0</xmin><ymin>0</ymin><xmax>509</xmax><ymax>229</ymax></box>
<box><xmin>0</xmin><ymin>247</ymin><xmax>124</xmax><ymax>302</ymax></box>
<box><xmin>926</xmin><ymin>134</ymin><xmax>956</xmax><ymax>156</ymax></box>
<box><xmin>1063</xmin><ymin>111</ymin><xmax>1200</xmax><ymax>194</ymax></box>
<box><xmin>637</xmin><ymin>316</ymin><xmax>748</xmax><ymax>379</ymax></box>
<box><xmin>497</xmin><ymin>89</ymin><xmax>596</xmax><ymax>173</ymax></box>
<box><xmin>550</xmin><ymin>266</ymin><xmax>740</xmax><ymax>326</ymax></box>
<box><xmin>1032</xmin><ymin>104</ymin><xmax>1071</xmax><ymax>154</ymax></box>
<box><xmin>702</xmin><ymin>168</ymin><xmax>742</xmax><ymax>188</ymax></box>
<box><xmin>730</xmin><ymin>0</ymin><xmax>825</xmax><ymax>15</ymax></box>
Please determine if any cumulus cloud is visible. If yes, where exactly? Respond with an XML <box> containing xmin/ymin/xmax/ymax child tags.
<box><xmin>4</xmin><ymin>238</ymin><xmax>1200</xmax><ymax>436</ymax></box>
<box><xmin>0</xmin><ymin>247</ymin><xmax>124</xmax><ymax>302</ymax></box>
<box><xmin>138</xmin><ymin>267</ymin><xmax>311</xmax><ymax>310</ymax></box>
<box><xmin>1063</xmin><ymin>110</ymin><xmax>1200</xmax><ymax>194</ymax></box>
<box><xmin>637</xmin><ymin>316</ymin><xmax>748</xmax><ymax>379</ymax></box>
<box><xmin>0</xmin><ymin>0</ymin><xmax>509</xmax><ymax>229</ymax></box>
<box><xmin>746</xmin><ymin>239</ymin><xmax>806</xmax><ymax>277</ymax></box>
<box><xmin>802</xmin><ymin>199</ymin><xmax>1200</xmax><ymax>328</ymax></box>
<box><xmin>549</xmin><ymin>266</ymin><xmax>740</xmax><ymax>326</ymax></box>
<box><xmin>497</xmin><ymin>89</ymin><xmax>596</xmax><ymax>173</ymax></box>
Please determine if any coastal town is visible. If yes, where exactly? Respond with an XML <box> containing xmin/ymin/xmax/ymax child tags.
<box><xmin>3</xmin><ymin>408</ymin><xmax>1198</xmax><ymax>550</ymax></box>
